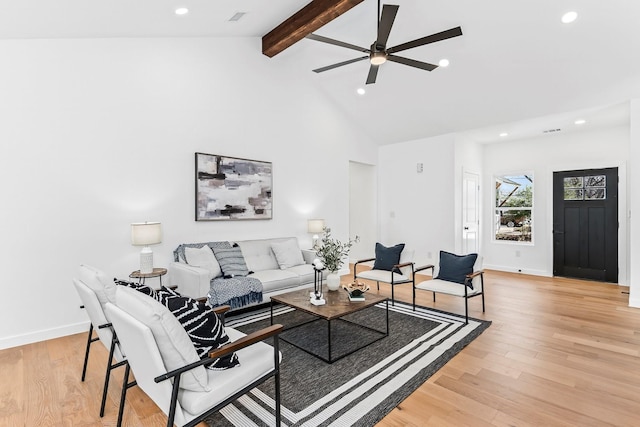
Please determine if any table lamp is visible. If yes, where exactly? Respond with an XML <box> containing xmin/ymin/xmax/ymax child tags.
<box><xmin>131</xmin><ymin>222</ymin><xmax>162</xmax><ymax>274</ymax></box>
<box><xmin>307</xmin><ymin>219</ymin><xmax>325</xmax><ymax>250</ymax></box>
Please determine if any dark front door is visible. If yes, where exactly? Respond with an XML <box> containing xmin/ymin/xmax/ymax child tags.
<box><xmin>553</xmin><ymin>167</ymin><xmax>618</xmax><ymax>282</ymax></box>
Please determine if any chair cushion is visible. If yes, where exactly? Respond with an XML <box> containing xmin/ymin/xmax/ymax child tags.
<box><xmin>184</xmin><ymin>245</ymin><xmax>222</xmax><ymax>280</ymax></box>
<box><xmin>178</xmin><ymin>327</ymin><xmax>278</xmax><ymax>416</ymax></box>
<box><xmin>372</xmin><ymin>243</ymin><xmax>405</xmax><ymax>274</ymax></box>
<box><xmin>212</xmin><ymin>245</ymin><xmax>250</xmax><ymax>277</ymax></box>
<box><xmin>271</xmin><ymin>239</ymin><xmax>305</xmax><ymax>269</ymax></box>
<box><xmin>356</xmin><ymin>269</ymin><xmax>410</xmax><ymax>284</ymax></box>
<box><xmin>415</xmin><ymin>278</ymin><xmax>482</xmax><ymax>297</ymax></box>
<box><xmin>115</xmin><ymin>286</ymin><xmax>210</xmax><ymax>392</ymax></box>
<box><xmin>436</xmin><ymin>251</ymin><xmax>478</xmax><ymax>287</ymax></box>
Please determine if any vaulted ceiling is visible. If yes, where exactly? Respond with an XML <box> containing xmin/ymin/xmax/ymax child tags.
<box><xmin>2</xmin><ymin>0</ymin><xmax>639</xmax><ymax>145</ymax></box>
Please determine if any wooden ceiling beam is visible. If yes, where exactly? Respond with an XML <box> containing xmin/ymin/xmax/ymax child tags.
<box><xmin>262</xmin><ymin>0</ymin><xmax>365</xmax><ymax>58</ymax></box>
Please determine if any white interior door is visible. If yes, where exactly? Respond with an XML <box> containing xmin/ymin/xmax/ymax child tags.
<box><xmin>462</xmin><ymin>171</ymin><xmax>479</xmax><ymax>254</ymax></box>
<box><xmin>349</xmin><ymin>161</ymin><xmax>377</xmax><ymax>263</ymax></box>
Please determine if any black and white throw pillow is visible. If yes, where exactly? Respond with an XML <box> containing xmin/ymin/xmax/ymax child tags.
<box><xmin>114</xmin><ymin>279</ymin><xmax>156</xmax><ymax>296</ymax></box>
<box><xmin>114</xmin><ymin>279</ymin><xmax>239</xmax><ymax>370</ymax></box>
<box><xmin>154</xmin><ymin>287</ymin><xmax>239</xmax><ymax>370</ymax></box>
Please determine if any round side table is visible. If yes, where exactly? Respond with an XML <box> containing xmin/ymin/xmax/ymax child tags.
<box><xmin>129</xmin><ymin>267</ymin><xmax>167</xmax><ymax>286</ymax></box>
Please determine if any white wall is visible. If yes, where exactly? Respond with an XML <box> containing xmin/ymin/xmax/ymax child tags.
<box><xmin>0</xmin><ymin>37</ymin><xmax>377</xmax><ymax>349</ymax></box>
<box><xmin>481</xmin><ymin>125</ymin><xmax>629</xmax><ymax>281</ymax></box>
<box><xmin>378</xmin><ymin>134</ymin><xmax>456</xmax><ymax>266</ymax></box>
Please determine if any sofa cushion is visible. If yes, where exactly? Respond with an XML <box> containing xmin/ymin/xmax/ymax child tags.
<box><xmin>249</xmin><ymin>269</ymin><xmax>299</xmax><ymax>293</ymax></box>
<box><xmin>236</xmin><ymin>239</ymin><xmax>281</xmax><ymax>272</ymax></box>
<box><xmin>114</xmin><ymin>286</ymin><xmax>209</xmax><ymax>392</ymax></box>
<box><xmin>212</xmin><ymin>246</ymin><xmax>250</xmax><ymax>278</ymax></box>
<box><xmin>184</xmin><ymin>245</ymin><xmax>222</xmax><ymax>280</ymax></box>
<box><xmin>372</xmin><ymin>243</ymin><xmax>405</xmax><ymax>274</ymax></box>
<box><xmin>436</xmin><ymin>251</ymin><xmax>478</xmax><ymax>287</ymax></box>
<box><xmin>271</xmin><ymin>239</ymin><xmax>305</xmax><ymax>269</ymax></box>
<box><xmin>284</xmin><ymin>263</ymin><xmax>315</xmax><ymax>286</ymax></box>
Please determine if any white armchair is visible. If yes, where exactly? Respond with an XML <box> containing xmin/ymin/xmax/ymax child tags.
<box><xmin>72</xmin><ymin>265</ymin><xmax>126</xmax><ymax>419</ymax></box>
<box><xmin>105</xmin><ymin>286</ymin><xmax>283</xmax><ymax>427</ymax></box>
<box><xmin>413</xmin><ymin>252</ymin><xmax>485</xmax><ymax>323</ymax></box>
<box><xmin>353</xmin><ymin>244</ymin><xmax>415</xmax><ymax>305</ymax></box>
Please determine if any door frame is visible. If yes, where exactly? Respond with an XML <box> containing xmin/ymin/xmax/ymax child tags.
<box><xmin>547</xmin><ymin>161</ymin><xmax>627</xmax><ymax>285</ymax></box>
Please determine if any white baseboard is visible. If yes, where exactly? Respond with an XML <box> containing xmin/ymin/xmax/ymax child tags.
<box><xmin>482</xmin><ymin>264</ymin><xmax>551</xmax><ymax>277</ymax></box>
<box><xmin>0</xmin><ymin>321</ymin><xmax>89</xmax><ymax>350</ymax></box>
<box><xmin>629</xmin><ymin>293</ymin><xmax>640</xmax><ymax>308</ymax></box>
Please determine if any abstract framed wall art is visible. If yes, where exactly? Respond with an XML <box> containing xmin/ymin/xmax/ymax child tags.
<box><xmin>195</xmin><ymin>152</ymin><xmax>273</xmax><ymax>221</ymax></box>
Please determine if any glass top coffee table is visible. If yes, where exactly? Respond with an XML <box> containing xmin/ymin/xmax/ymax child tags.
<box><xmin>270</xmin><ymin>288</ymin><xmax>389</xmax><ymax>363</ymax></box>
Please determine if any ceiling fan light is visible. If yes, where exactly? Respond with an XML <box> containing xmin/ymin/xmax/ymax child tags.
<box><xmin>370</xmin><ymin>52</ymin><xmax>387</xmax><ymax>65</ymax></box>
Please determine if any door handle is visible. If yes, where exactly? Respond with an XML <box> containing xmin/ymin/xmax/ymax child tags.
<box><xmin>464</xmin><ymin>227</ymin><xmax>469</xmax><ymax>230</ymax></box>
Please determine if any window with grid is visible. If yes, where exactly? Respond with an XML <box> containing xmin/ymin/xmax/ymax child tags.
<box><xmin>495</xmin><ymin>174</ymin><xmax>533</xmax><ymax>242</ymax></box>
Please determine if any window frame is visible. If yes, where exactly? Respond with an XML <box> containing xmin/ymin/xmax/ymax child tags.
<box><xmin>493</xmin><ymin>172</ymin><xmax>534</xmax><ymax>244</ymax></box>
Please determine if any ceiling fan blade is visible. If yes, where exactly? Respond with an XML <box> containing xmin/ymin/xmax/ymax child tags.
<box><xmin>313</xmin><ymin>56</ymin><xmax>369</xmax><ymax>73</ymax></box>
<box><xmin>366</xmin><ymin>64</ymin><xmax>379</xmax><ymax>84</ymax></box>
<box><xmin>387</xmin><ymin>55</ymin><xmax>438</xmax><ymax>71</ymax></box>
<box><xmin>387</xmin><ymin>26</ymin><xmax>463</xmax><ymax>54</ymax></box>
<box><xmin>376</xmin><ymin>4</ymin><xmax>399</xmax><ymax>48</ymax></box>
<box><xmin>306</xmin><ymin>33</ymin><xmax>370</xmax><ymax>53</ymax></box>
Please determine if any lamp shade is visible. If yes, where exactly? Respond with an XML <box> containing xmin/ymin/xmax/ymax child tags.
<box><xmin>131</xmin><ymin>222</ymin><xmax>162</xmax><ymax>246</ymax></box>
<box><xmin>307</xmin><ymin>219</ymin><xmax>325</xmax><ymax>234</ymax></box>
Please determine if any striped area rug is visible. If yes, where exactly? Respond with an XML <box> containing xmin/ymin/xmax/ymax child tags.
<box><xmin>206</xmin><ymin>301</ymin><xmax>491</xmax><ymax>427</ymax></box>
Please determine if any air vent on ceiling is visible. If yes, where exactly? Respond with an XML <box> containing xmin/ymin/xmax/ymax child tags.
<box><xmin>229</xmin><ymin>12</ymin><xmax>246</xmax><ymax>22</ymax></box>
<box><xmin>543</xmin><ymin>128</ymin><xmax>562</xmax><ymax>134</ymax></box>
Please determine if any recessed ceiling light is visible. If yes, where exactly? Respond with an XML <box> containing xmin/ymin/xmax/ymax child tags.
<box><xmin>357</xmin><ymin>88</ymin><xmax>366</xmax><ymax>95</ymax></box>
<box><xmin>499</xmin><ymin>132</ymin><xmax>509</xmax><ymax>137</ymax></box>
<box><xmin>561</xmin><ymin>11</ymin><xmax>577</xmax><ymax>24</ymax></box>
<box><xmin>175</xmin><ymin>7</ymin><xmax>189</xmax><ymax>16</ymax></box>
<box><xmin>575</xmin><ymin>119</ymin><xmax>586</xmax><ymax>125</ymax></box>
<box><xmin>438</xmin><ymin>59</ymin><xmax>450</xmax><ymax>67</ymax></box>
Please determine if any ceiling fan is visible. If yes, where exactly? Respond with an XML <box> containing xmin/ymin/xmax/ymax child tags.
<box><xmin>306</xmin><ymin>1</ymin><xmax>463</xmax><ymax>84</ymax></box>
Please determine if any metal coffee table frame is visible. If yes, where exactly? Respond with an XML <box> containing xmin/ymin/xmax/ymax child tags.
<box><xmin>270</xmin><ymin>290</ymin><xmax>389</xmax><ymax>364</ymax></box>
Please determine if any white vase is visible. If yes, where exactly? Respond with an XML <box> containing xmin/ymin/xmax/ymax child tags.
<box><xmin>326</xmin><ymin>272</ymin><xmax>341</xmax><ymax>291</ymax></box>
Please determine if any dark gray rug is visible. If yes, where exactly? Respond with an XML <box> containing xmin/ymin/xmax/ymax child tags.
<box><xmin>206</xmin><ymin>301</ymin><xmax>491</xmax><ymax>426</ymax></box>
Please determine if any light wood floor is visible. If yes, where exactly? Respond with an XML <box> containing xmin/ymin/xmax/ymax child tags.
<box><xmin>1</xmin><ymin>270</ymin><xmax>639</xmax><ymax>426</ymax></box>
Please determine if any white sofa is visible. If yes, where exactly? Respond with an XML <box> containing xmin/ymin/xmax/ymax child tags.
<box><xmin>170</xmin><ymin>237</ymin><xmax>316</xmax><ymax>306</ymax></box>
